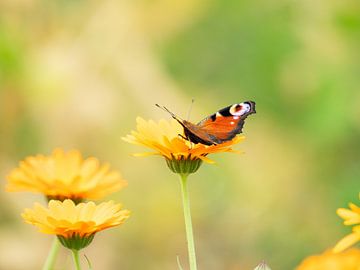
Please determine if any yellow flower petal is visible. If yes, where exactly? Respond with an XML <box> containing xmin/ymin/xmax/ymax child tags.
<box><xmin>22</xmin><ymin>199</ymin><xmax>130</xmax><ymax>238</ymax></box>
<box><xmin>333</xmin><ymin>233</ymin><xmax>360</xmax><ymax>253</ymax></box>
<box><xmin>335</xmin><ymin>198</ymin><xmax>360</xmax><ymax>253</ymax></box>
<box><xmin>337</xmin><ymin>208</ymin><xmax>360</xmax><ymax>226</ymax></box>
<box><xmin>6</xmin><ymin>149</ymin><xmax>127</xmax><ymax>200</ymax></box>
<box><xmin>349</xmin><ymin>203</ymin><xmax>360</xmax><ymax>214</ymax></box>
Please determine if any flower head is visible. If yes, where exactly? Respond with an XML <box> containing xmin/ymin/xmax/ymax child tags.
<box><xmin>296</xmin><ymin>249</ymin><xmax>360</xmax><ymax>270</ymax></box>
<box><xmin>123</xmin><ymin>117</ymin><xmax>244</xmax><ymax>174</ymax></box>
<box><xmin>334</xmin><ymin>194</ymin><xmax>360</xmax><ymax>253</ymax></box>
<box><xmin>22</xmin><ymin>199</ymin><xmax>130</xmax><ymax>250</ymax></box>
<box><xmin>6</xmin><ymin>149</ymin><xmax>127</xmax><ymax>201</ymax></box>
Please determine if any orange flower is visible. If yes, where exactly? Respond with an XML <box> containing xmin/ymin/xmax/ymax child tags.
<box><xmin>123</xmin><ymin>117</ymin><xmax>244</xmax><ymax>174</ymax></box>
<box><xmin>6</xmin><ymin>149</ymin><xmax>127</xmax><ymax>201</ymax></box>
<box><xmin>296</xmin><ymin>249</ymin><xmax>360</xmax><ymax>270</ymax></box>
<box><xmin>22</xmin><ymin>199</ymin><xmax>130</xmax><ymax>250</ymax></box>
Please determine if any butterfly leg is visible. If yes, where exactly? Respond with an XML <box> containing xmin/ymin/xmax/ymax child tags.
<box><xmin>178</xmin><ymin>134</ymin><xmax>187</xmax><ymax>140</ymax></box>
<box><xmin>178</xmin><ymin>134</ymin><xmax>194</xmax><ymax>149</ymax></box>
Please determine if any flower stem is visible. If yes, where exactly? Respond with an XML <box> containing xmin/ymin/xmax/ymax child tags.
<box><xmin>42</xmin><ymin>237</ymin><xmax>60</xmax><ymax>270</ymax></box>
<box><xmin>71</xmin><ymin>249</ymin><xmax>82</xmax><ymax>270</ymax></box>
<box><xmin>179</xmin><ymin>173</ymin><xmax>198</xmax><ymax>270</ymax></box>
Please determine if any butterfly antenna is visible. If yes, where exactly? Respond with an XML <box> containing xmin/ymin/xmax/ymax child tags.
<box><xmin>155</xmin><ymin>104</ymin><xmax>177</xmax><ymax>119</ymax></box>
<box><xmin>186</xmin><ymin>98</ymin><xmax>195</xmax><ymax>121</ymax></box>
<box><xmin>155</xmin><ymin>104</ymin><xmax>186</xmax><ymax>125</ymax></box>
<box><xmin>155</xmin><ymin>104</ymin><xmax>192</xmax><ymax>146</ymax></box>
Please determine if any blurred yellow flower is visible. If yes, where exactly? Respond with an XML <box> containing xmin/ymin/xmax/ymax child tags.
<box><xmin>334</xmin><ymin>194</ymin><xmax>360</xmax><ymax>253</ymax></box>
<box><xmin>295</xmin><ymin>249</ymin><xmax>360</xmax><ymax>270</ymax></box>
<box><xmin>122</xmin><ymin>117</ymin><xmax>244</xmax><ymax>165</ymax></box>
<box><xmin>6</xmin><ymin>149</ymin><xmax>127</xmax><ymax>201</ymax></box>
<box><xmin>22</xmin><ymin>199</ymin><xmax>130</xmax><ymax>250</ymax></box>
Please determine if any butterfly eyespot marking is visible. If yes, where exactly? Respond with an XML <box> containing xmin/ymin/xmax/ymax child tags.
<box><xmin>229</xmin><ymin>104</ymin><xmax>239</xmax><ymax>115</ymax></box>
<box><xmin>230</xmin><ymin>102</ymin><xmax>252</xmax><ymax>116</ymax></box>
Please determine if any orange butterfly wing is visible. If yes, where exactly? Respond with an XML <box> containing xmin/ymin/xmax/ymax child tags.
<box><xmin>196</xmin><ymin>115</ymin><xmax>245</xmax><ymax>143</ymax></box>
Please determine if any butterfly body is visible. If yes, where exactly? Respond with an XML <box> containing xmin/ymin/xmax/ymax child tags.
<box><xmin>157</xmin><ymin>101</ymin><xmax>256</xmax><ymax>145</ymax></box>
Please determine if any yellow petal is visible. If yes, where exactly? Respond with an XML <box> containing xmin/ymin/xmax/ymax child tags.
<box><xmin>22</xmin><ymin>200</ymin><xmax>130</xmax><ymax>238</ymax></box>
<box><xmin>333</xmin><ymin>233</ymin><xmax>360</xmax><ymax>253</ymax></box>
<box><xmin>6</xmin><ymin>149</ymin><xmax>127</xmax><ymax>200</ymax></box>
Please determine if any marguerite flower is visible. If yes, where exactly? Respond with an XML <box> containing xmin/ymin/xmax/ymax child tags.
<box><xmin>296</xmin><ymin>249</ymin><xmax>360</xmax><ymax>270</ymax></box>
<box><xmin>334</xmin><ymin>194</ymin><xmax>360</xmax><ymax>253</ymax></box>
<box><xmin>6</xmin><ymin>149</ymin><xmax>127</xmax><ymax>202</ymax></box>
<box><xmin>22</xmin><ymin>199</ymin><xmax>130</xmax><ymax>250</ymax></box>
<box><xmin>122</xmin><ymin>117</ymin><xmax>244</xmax><ymax>174</ymax></box>
<box><xmin>123</xmin><ymin>116</ymin><xmax>249</xmax><ymax>270</ymax></box>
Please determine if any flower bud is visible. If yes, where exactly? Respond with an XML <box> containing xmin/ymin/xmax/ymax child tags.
<box><xmin>254</xmin><ymin>261</ymin><xmax>272</xmax><ymax>270</ymax></box>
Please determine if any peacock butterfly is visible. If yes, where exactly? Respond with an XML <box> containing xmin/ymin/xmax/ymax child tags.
<box><xmin>156</xmin><ymin>101</ymin><xmax>256</xmax><ymax>145</ymax></box>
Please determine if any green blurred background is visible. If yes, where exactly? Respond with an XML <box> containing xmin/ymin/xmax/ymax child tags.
<box><xmin>1</xmin><ymin>0</ymin><xmax>359</xmax><ymax>269</ymax></box>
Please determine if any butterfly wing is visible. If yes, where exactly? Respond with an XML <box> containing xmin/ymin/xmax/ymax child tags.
<box><xmin>195</xmin><ymin>101</ymin><xmax>256</xmax><ymax>144</ymax></box>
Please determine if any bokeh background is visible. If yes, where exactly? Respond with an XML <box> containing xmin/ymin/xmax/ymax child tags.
<box><xmin>1</xmin><ymin>0</ymin><xmax>360</xmax><ymax>269</ymax></box>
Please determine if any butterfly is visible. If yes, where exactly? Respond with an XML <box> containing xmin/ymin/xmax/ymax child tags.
<box><xmin>156</xmin><ymin>101</ymin><xmax>256</xmax><ymax>145</ymax></box>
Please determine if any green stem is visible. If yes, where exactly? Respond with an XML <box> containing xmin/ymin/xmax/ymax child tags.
<box><xmin>42</xmin><ymin>237</ymin><xmax>61</xmax><ymax>270</ymax></box>
<box><xmin>71</xmin><ymin>249</ymin><xmax>82</xmax><ymax>270</ymax></box>
<box><xmin>179</xmin><ymin>173</ymin><xmax>198</xmax><ymax>270</ymax></box>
